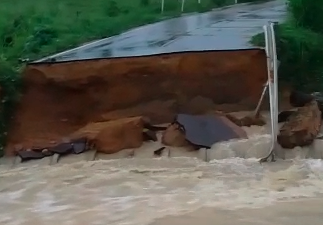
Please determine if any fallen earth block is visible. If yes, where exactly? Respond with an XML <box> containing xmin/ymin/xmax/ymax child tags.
<box><xmin>71</xmin><ymin>117</ymin><xmax>145</xmax><ymax>154</ymax></box>
<box><xmin>278</xmin><ymin>100</ymin><xmax>322</xmax><ymax>149</ymax></box>
<box><xmin>14</xmin><ymin>138</ymin><xmax>89</xmax><ymax>163</ymax></box>
<box><xmin>162</xmin><ymin>114</ymin><xmax>248</xmax><ymax>148</ymax></box>
<box><xmin>161</xmin><ymin>123</ymin><xmax>190</xmax><ymax>147</ymax></box>
<box><xmin>49</xmin><ymin>142</ymin><xmax>73</xmax><ymax>155</ymax></box>
<box><xmin>16</xmin><ymin>149</ymin><xmax>49</xmax><ymax>162</ymax></box>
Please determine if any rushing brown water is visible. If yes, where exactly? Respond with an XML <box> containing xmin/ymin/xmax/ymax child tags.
<box><xmin>1</xmin><ymin>112</ymin><xmax>323</xmax><ymax>225</ymax></box>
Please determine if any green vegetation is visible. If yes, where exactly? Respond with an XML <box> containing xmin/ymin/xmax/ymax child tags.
<box><xmin>251</xmin><ymin>0</ymin><xmax>323</xmax><ymax>91</ymax></box>
<box><xmin>0</xmin><ymin>0</ymin><xmax>239</xmax><ymax>66</ymax></box>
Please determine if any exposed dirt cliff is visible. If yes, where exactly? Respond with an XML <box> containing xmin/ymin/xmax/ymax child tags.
<box><xmin>6</xmin><ymin>49</ymin><xmax>267</xmax><ymax>155</ymax></box>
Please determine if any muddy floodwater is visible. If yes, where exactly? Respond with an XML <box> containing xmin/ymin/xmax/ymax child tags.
<box><xmin>4</xmin><ymin>0</ymin><xmax>322</xmax><ymax>224</ymax></box>
<box><xmin>1</xmin><ymin>111</ymin><xmax>323</xmax><ymax>225</ymax></box>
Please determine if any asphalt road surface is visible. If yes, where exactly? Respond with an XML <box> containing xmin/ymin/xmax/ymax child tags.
<box><xmin>35</xmin><ymin>0</ymin><xmax>286</xmax><ymax>62</ymax></box>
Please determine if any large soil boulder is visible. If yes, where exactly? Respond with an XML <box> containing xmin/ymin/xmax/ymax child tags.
<box><xmin>71</xmin><ymin>117</ymin><xmax>144</xmax><ymax>154</ymax></box>
<box><xmin>162</xmin><ymin>114</ymin><xmax>248</xmax><ymax>148</ymax></box>
<box><xmin>161</xmin><ymin>123</ymin><xmax>189</xmax><ymax>147</ymax></box>
<box><xmin>277</xmin><ymin>100</ymin><xmax>322</xmax><ymax>149</ymax></box>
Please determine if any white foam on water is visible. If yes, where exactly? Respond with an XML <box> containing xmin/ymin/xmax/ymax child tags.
<box><xmin>1</xmin><ymin>151</ymin><xmax>323</xmax><ymax>225</ymax></box>
<box><xmin>2</xmin><ymin>112</ymin><xmax>323</xmax><ymax>225</ymax></box>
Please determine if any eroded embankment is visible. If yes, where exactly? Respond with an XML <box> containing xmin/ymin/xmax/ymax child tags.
<box><xmin>6</xmin><ymin>49</ymin><xmax>267</xmax><ymax>155</ymax></box>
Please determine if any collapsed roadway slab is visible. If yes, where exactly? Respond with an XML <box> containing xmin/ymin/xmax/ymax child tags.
<box><xmin>6</xmin><ymin>0</ymin><xmax>286</xmax><ymax>160</ymax></box>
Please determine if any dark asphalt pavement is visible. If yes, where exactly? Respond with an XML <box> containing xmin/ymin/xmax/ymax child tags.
<box><xmin>35</xmin><ymin>0</ymin><xmax>286</xmax><ymax>62</ymax></box>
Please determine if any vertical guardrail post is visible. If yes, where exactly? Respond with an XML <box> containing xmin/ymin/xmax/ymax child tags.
<box><xmin>270</xmin><ymin>22</ymin><xmax>279</xmax><ymax>129</ymax></box>
<box><xmin>260</xmin><ymin>23</ymin><xmax>279</xmax><ymax>162</ymax></box>
<box><xmin>157</xmin><ymin>0</ymin><xmax>204</xmax><ymax>15</ymax></box>
<box><xmin>161</xmin><ymin>0</ymin><xmax>201</xmax><ymax>14</ymax></box>
<box><xmin>161</xmin><ymin>0</ymin><xmax>164</xmax><ymax>13</ymax></box>
<box><xmin>181</xmin><ymin>0</ymin><xmax>185</xmax><ymax>12</ymax></box>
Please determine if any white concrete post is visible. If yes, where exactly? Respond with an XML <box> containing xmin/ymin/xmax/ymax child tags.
<box><xmin>260</xmin><ymin>23</ymin><xmax>279</xmax><ymax>162</ymax></box>
<box><xmin>161</xmin><ymin>0</ymin><xmax>164</xmax><ymax>13</ymax></box>
<box><xmin>181</xmin><ymin>0</ymin><xmax>185</xmax><ymax>12</ymax></box>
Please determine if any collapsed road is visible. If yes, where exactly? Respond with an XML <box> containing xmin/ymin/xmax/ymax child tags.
<box><xmin>4</xmin><ymin>0</ymin><xmax>287</xmax><ymax>167</ymax></box>
<box><xmin>4</xmin><ymin>2</ymin><xmax>323</xmax><ymax>225</ymax></box>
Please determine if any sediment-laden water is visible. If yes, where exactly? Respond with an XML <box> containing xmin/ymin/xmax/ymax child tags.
<box><xmin>1</xmin><ymin>112</ymin><xmax>323</xmax><ymax>225</ymax></box>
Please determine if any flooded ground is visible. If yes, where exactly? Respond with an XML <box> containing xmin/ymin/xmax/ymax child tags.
<box><xmin>1</xmin><ymin>111</ymin><xmax>323</xmax><ymax>225</ymax></box>
<box><xmin>6</xmin><ymin>1</ymin><xmax>322</xmax><ymax>224</ymax></box>
<box><xmin>153</xmin><ymin>199</ymin><xmax>323</xmax><ymax>225</ymax></box>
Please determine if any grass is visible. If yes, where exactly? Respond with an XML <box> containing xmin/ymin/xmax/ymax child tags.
<box><xmin>0</xmin><ymin>0</ymin><xmax>238</xmax><ymax>66</ymax></box>
<box><xmin>251</xmin><ymin>0</ymin><xmax>323</xmax><ymax>92</ymax></box>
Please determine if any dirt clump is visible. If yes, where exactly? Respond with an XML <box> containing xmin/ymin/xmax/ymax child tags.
<box><xmin>71</xmin><ymin>117</ymin><xmax>144</xmax><ymax>154</ymax></box>
<box><xmin>278</xmin><ymin>100</ymin><xmax>322</xmax><ymax>149</ymax></box>
<box><xmin>161</xmin><ymin>123</ymin><xmax>189</xmax><ymax>147</ymax></box>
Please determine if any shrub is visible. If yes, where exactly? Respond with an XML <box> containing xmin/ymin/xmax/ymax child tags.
<box><xmin>251</xmin><ymin>0</ymin><xmax>323</xmax><ymax>91</ymax></box>
<box><xmin>0</xmin><ymin>60</ymin><xmax>21</xmax><ymax>156</ymax></box>
<box><xmin>105</xmin><ymin>0</ymin><xmax>121</xmax><ymax>17</ymax></box>
<box><xmin>288</xmin><ymin>0</ymin><xmax>323</xmax><ymax>33</ymax></box>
